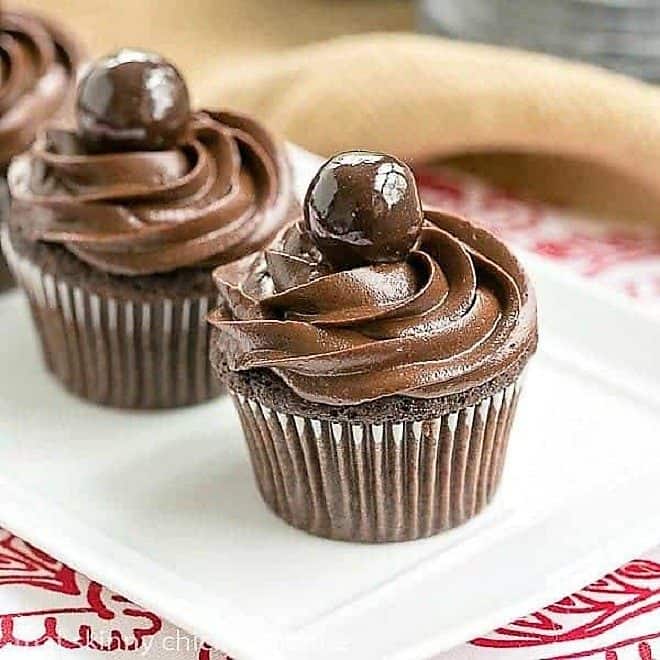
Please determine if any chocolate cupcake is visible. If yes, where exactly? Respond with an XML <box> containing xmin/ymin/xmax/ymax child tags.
<box><xmin>3</xmin><ymin>49</ymin><xmax>297</xmax><ymax>409</ymax></box>
<box><xmin>0</xmin><ymin>8</ymin><xmax>82</xmax><ymax>292</ymax></box>
<box><xmin>209</xmin><ymin>151</ymin><xmax>537</xmax><ymax>542</ymax></box>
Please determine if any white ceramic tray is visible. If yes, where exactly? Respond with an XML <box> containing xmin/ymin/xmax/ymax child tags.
<box><xmin>0</xmin><ymin>150</ymin><xmax>659</xmax><ymax>660</ymax></box>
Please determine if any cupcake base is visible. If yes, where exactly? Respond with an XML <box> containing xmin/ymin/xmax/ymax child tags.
<box><xmin>0</xmin><ymin>252</ymin><xmax>12</xmax><ymax>293</ymax></box>
<box><xmin>3</xmin><ymin>226</ymin><xmax>223</xmax><ymax>409</ymax></box>
<box><xmin>0</xmin><ymin>178</ymin><xmax>13</xmax><ymax>292</ymax></box>
<box><xmin>230</xmin><ymin>380</ymin><xmax>522</xmax><ymax>543</ymax></box>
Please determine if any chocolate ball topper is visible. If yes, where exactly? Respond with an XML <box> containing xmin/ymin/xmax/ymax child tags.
<box><xmin>304</xmin><ymin>151</ymin><xmax>423</xmax><ymax>269</ymax></box>
<box><xmin>76</xmin><ymin>49</ymin><xmax>191</xmax><ymax>153</ymax></box>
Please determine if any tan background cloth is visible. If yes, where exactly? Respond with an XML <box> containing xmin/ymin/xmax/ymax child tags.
<box><xmin>19</xmin><ymin>0</ymin><xmax>660</xmax><ymax>224</ymax></box>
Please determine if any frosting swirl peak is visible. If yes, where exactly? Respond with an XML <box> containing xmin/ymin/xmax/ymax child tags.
<box><xmin>8</xmin><ymin>50</ymin><xmax>296</xmax><ymax>276</ymax></box>
<box><xmin>210</xmin><ymin>152</ymin><xmax>537</xmax><ymax>406</ymax></box>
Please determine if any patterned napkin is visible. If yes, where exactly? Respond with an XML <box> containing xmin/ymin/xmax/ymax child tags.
<box><xmin>418</xmin><ymin>168</ymin><xmax>660</xmax><ymax>309</ymax></box>
<box><xmin>1</xmin><ymin>525</ymin><xmax>659</xmax><ymax>660</ymax></box>
<box><xmin>1</xmin><ymin>170</ymin><xmax>659</xmax><ymax>660</ymax></box>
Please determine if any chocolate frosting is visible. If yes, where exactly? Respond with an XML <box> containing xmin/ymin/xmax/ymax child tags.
<box><xmin>8</xmin><ymin>110</ymin><xmax>297</xmax><ymax>275</ymax></box>
<box><xmin>209</xmin><ymin>208</ymin><xmax>537</xmax><ymax>406</ymax></box>
<box><xmin>0</xmin><ymin>10</ymin><xmax>80</xmax><ymax>168</ymax></box>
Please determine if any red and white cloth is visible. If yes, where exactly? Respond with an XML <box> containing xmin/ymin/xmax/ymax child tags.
<box><xmin>2</xmin><ymin>170</ymin><xmax>659</xmax><ymax>659</ymax></box>
<box><xmin>1</xmin><ymin>528</ymin><xmax>660</xmax><ymax>660</ymax></box>
<box><xmin>417</xmin><ymin>168</ymin><xmax>660</xmax><ymax>309</ymax></box>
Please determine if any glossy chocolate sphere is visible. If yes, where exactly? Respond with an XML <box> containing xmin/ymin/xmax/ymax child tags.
<box><xmin>304</xmin><ymin>151</ymin><xmax>423</xmax><ymax>268</ymax></box>
<box><xmin>76</xmin><ymin>49</ymin><xmax>190</xmax><ymax>152</ymax></box>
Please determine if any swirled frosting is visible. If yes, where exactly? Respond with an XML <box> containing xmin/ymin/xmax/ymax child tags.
<box><xmin>209</xmin><ymin>209</ymin><xmax>537</xmax><ymax>406</ymax></box>
<box><xmin>8</xmin><ymin>110</ymin><xmax>297</xmax><ymax>275</ymax></box>
<box><xmin>0</xmin><ymin>11</ymin><xmax>80</xmax><ymax>168</ymax></box>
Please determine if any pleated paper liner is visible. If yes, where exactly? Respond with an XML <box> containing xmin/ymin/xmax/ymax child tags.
<box><xmin>232</xmin><ymin>379</ymin><xmax>522</xmax><ymax>543</ymax></box>
<box><xmin>3</xmin><ymin>230</ymin><xmax>223</xmax><ymax>409</ymax></box>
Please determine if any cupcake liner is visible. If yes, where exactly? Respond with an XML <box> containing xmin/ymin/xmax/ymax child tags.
<box><xmin>3</xmin><ymin>231</ymin><xmax>222</xmax><ymax>408</ymax></box>
<box><xmin>232</xmin><ymin>379</ymin><xmax>523</xmax><ymax>542</ymax></box>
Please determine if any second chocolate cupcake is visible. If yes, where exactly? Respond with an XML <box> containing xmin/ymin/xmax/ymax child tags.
<box><xmin>3</xmin><ymin>49</ymin><xmax>297</xmax><ymax>408</ymax></box>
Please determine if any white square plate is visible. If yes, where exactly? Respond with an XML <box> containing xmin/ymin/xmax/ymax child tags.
<box><xmin>0</xmin><ymin>149</ymin><xmax>658</xmax><ymax>660</ymax></box>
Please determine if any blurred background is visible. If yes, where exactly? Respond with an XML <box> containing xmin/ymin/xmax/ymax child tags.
<box><xmin>421</xmin><ymin>0</ymin><xmax>660</xmax><ymax>82</ymax></box>
<box><xmin>24</xmin><ymin>0</ymin><xmax>660</xmax><ymax>86</ymax></box>
<box><xmin>20</xmin><ymin>0</ymin><xmax>415</xmax><ymax>98</ymax></box>
<box><xmin>18</xmin><ymin>0</ymin><xmax>660</xmax><ymax>227</ymax></box>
